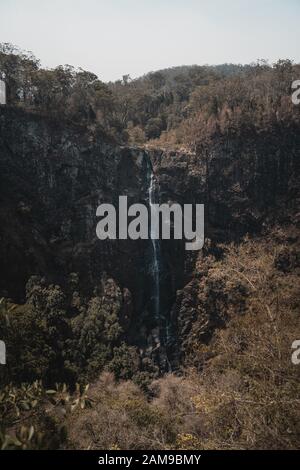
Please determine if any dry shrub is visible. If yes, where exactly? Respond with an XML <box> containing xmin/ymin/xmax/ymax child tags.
<box><xmin>66</xmin><ymin>372</ymin><xmax>205</xmax><ymax>450</ymax></box>
<box><xmin>186</xmin><ymin>227</ymin><xmax>300</xmax><ymax>449</ymax></box>
<box><xmin>65</xmin><ymin>227</ymin><xmax>299</xmax><ymax>450</ymax></box>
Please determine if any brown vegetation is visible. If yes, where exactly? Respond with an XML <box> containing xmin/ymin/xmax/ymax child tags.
<box><xmin>64</xmin><ymin>228</ymin><xmax>300</xmax><ymax>449</ymax></box>
<box><xmin>1</xmin><ymin>228</ymin><xmax>299</xmax><ymax>450</ymax></box>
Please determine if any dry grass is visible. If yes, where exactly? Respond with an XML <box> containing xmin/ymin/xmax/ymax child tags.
<box><xmin>65</xmin><ymin>226</ymin><xmax>300</xmax><ymax>450</ymax></box>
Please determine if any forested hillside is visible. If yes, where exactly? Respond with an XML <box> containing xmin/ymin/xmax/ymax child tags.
<box><xmin>0</xmin><ymin>44</ymin><xmax>299</xmax><ymax>450</ymax></box>
<box><xmin>1</xmin><ymin>43</ymin><xmax>300</xmax><ymax>146</ymax></box>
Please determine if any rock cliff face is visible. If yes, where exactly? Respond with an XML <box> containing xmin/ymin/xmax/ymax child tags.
<box><xmin>151</xmin><ymin>128</ymin><xmax>300</xmax><ymax>364</ymax></box>
<box><xmin>0</xmin><ymin>107</ymin><xmax>299</xmax><ymax>368</ymax></box>
<box><xmin>0</xmin><ymin>108</ymin><xmax>174</xmax><ymax>366</ymax></box>
<box><xmin>149</xmin><ymin>130</ymin><xmax>300</xmax><ymax>364</ymax></box>
<box><xmin>0</xmin><ymin>108</ymin><xmax>149</xmax><ymax>301</ymax></box>
<box><xmin>150</xmin><ymin>129</ymin><xmax>300</xmax><ymax>241</ymax></box>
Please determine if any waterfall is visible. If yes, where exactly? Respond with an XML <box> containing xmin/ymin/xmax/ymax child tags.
<box><xmin>148</xmin><ymin>172</ymin><xmax>160</xmax><ymax>320</ymax></box>
<box><xmin>147</xmin><ymin>160</ymin><xmax>172</xmax><ymax>372</ymax></box>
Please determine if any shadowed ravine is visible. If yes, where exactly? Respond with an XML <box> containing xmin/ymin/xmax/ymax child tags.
<box><xmin>0</xmin><ymin>107</ymin><xmax>299</xmax><ymax>379</ymax></box>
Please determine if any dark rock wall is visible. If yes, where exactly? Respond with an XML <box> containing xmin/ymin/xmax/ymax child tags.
<box><xmin>149</xmin><ymin>129</ymin><xmax>300</xmax><ymax>364</ymax></box>
<box><xmin>151</xmin><ymin>128</ymin><xmax>300</xmax><ymax>241</ymax></box>
<box><xmin>0</xmin><ymin>109</ymin><xmax>150</xmax><ymax>307</ymax></box>
<box><xmin>0</xmin><ymin>107</ymin><xmax>299</xmax><ymax>364</ymax></box>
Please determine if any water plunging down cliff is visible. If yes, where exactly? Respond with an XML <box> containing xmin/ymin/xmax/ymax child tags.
<box><xmin>146</xmin><ymin>160</ymin><xmax>173</xmax><ymax>371</ymax></box>
<box><xmin>148</xmin><ymin>171</ymin><xmax>160</xmax><ymax>321</ymax></box>
<box><xmin>0</xmin><ymin>107</ymin><xmax>299</xmax><ymax>375</ymax></box>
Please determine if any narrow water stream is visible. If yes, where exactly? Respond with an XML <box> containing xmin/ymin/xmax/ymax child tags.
<box><xmin>147</xmin><ymin>160</ymin><xmax>172</xmax><ymax>372</ymax></box>
<box><xmin>148</xmin><ymin>171</ymin><xmax>160</xmax><ymax>321</ymax></box>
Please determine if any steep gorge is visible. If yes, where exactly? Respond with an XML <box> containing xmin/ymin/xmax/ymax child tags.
<box><xmin>0</xmin><ymin>106</ymin><xmax>299</xmax><ymax>374</ymax></box>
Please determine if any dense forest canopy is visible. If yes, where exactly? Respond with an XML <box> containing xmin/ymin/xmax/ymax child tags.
<box><xmin>1</xmin><ymin>43</ymin><xmax>300</xmax><ymax>147</ymax></box>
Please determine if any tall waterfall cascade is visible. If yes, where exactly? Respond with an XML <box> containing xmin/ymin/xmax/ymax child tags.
<box><xmin>148</xmin><ymin>172</ymin><xmax>160</xmax><ymax>321</ymax></box>
<box><xmin>147</xmin><ymin>163</ymin><xmax>172</xmax><ymax>372</ymax></box>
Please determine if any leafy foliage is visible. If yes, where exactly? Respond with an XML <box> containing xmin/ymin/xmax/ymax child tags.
<box><xmin>2</xmin><ymin>44</ymin><xmax>299</xmax><ymax>147</ymax></box>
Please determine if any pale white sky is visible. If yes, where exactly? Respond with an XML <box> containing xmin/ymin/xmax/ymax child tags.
<box><xmin>0</xmin><ymin>0</ymin><xmax>299</xmax><ymax>82</ymax></box>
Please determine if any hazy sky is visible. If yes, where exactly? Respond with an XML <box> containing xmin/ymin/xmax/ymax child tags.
<box><xmin>0</xmin><ymin>0</ymin><xmax>299</xmax><ymax>82</ymax></box>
